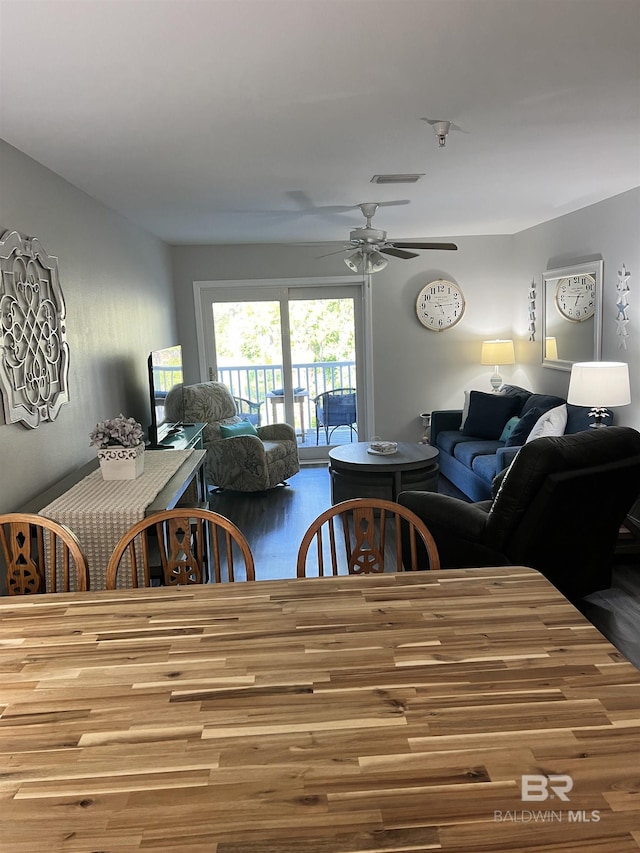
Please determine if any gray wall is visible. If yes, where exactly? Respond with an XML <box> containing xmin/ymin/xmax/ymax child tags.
<box><xmin>513</xmin><ymin>188</ymin><xmax>639</xmax><ymax>429</ymax></box>
<box><xmin>171</xmin><ymin>188</ymin><xmax>639</xmax><ymax>439</ymax></box>
<box><xmin>170</xmin><ymin>236</ymin><xmax>516</xmax><ymax>442</ymax></box>
<box><xmin>0</xmin><ymin>141</ymin><xmax>177</xmax><ymax>512</ymax></box>
<box><xmin>2</xmin><ymin>137</ymin><xmax>636</xmax><ymax>515</ymax></box>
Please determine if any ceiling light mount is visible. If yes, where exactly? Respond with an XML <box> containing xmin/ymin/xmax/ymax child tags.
<box><xmin>421</xmin><ymin>118</ymin><xmax>454</xmax><ymax>148</ymax></box>
<box><xmin>432</xmin><ymin>120</ymin><xmax>451</xmax><ymax>147</ymax></box>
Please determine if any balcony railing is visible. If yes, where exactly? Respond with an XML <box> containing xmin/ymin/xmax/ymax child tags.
<box><xmin>154</xmin><ymin>361</ymin><xmax>357</xmax><ymax>446</ymax></box>
<box><xmin>219</xmin><ymin>361</ymin><xmax>356</xmax><ymax>446</ymax></box>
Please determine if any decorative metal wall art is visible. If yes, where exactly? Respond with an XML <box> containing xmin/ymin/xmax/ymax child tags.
<box><xmin>616</xmin><ymin>263</ymin><xmax>630</xmax><ymax>350</ymax></box>
<box><xmin>0</xmin><ymin>230</ymin><xmax>70</xmax><ymax>428</ymax></box>
<box><xmin>528</xmin><ymin>278</ymin><xmax>536</xmax><ymax>341</ymax></box>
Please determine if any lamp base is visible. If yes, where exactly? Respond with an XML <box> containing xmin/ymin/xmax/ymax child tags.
<box><xmin>489</xmin><ymin>369</ymin><xmax>502</xmax><ymax>392</ymax></box>
<box><xmin>589</xmin><ymin>407</ymin><xmax>611</xmax><ymax>428</ymax></box>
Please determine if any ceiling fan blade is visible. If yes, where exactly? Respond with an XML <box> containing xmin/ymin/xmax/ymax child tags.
<box><xmin>392</xmin><ymin>241</ymin><xmax>458</xmax><ymax>251</ymax></box>
<box><xmin>315</xmin><ymin>247</ymin><xmax>351</xmax><ymax>258</ymax></box>
<box><xmin>372</xmin><ymin>200</ymin><xmax>411</xmax><ymax>208</ymax></box>
<box><xmin>381</xmin><ymin>247</ymin><xmax>419</xmax><ymax>260</ymax></box>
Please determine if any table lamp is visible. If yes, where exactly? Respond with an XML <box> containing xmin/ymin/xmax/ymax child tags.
<box><xmin>480</xmin><ymin>339</ymin><xmax>515</xmax><ymax>392</ymax></box>
<box><xmin>545</xmin><ymin>336</ymin><xmax>558</xmax><ymax>360</ymax></box>
<box><xmin>567</xmin><ymin>361</ymin><xmax>631</xmax><ymax>427</ymax></box>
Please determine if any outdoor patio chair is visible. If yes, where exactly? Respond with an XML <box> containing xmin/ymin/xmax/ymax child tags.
<box><xmin>233</xmin><ymin>396</ymin><xmax>264</xmax><ymax>426</ymax></box>
<box><xmin>314</xmin><ymin>388</ymin><xmax>358</xmax><ymax>443</ymax></box>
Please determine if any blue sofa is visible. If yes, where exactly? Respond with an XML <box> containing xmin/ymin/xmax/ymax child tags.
<box><xmin>432</xmin><ymin>385</ymin><xmax>612</xmax><ymax>502</ymax></box>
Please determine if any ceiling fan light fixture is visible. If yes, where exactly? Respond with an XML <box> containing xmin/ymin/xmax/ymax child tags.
<box><xmin>344</xmin><ymin>249</ymin><xmax>388</xmax><ymax>274</ymax></box>
<box><xmin>344</xmin><ymin>250</ymin><xmax>363</xmax><ymax>272</ymax></box>
<box><xmin>367</xmin><ymin>250</ymin><xmax>388</xmax><ymax>273</ymax></box>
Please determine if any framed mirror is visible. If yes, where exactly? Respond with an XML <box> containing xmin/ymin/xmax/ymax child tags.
<box><xmin>542</xmin><ymin>259</ymin><xmax>603</xmax><ymax>371</ymax></box>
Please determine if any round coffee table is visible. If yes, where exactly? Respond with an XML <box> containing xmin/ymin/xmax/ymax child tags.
<box><xmin>328</xmin><ymin>441</ymin><xmax>439</xmax><ymax>504</ymax></box>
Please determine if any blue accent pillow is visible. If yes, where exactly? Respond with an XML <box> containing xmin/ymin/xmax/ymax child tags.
<box><xmin>504</xmin><ymin>407</ymin><xmax>541</xmax><ymax>446</ymax></box>
<box><xmin>499</xmin><ymin>416</ymin><xmax>520</xmax><ymax>443</ymax></box>
<box><xmin>461</xmin><ymin>391</ymin><xmax>521</xmax><ymax>440</ymax></box>
<box><xmin>219</xmin><ymin>420</ymin><xmax>259</xmax><ymax>438</ymax></box>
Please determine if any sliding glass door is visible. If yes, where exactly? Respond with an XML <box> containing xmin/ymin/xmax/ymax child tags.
<box><xmin>197</xmin><ymin>281</ymin><xmax>366</xmax><ymax>461</ymax></box>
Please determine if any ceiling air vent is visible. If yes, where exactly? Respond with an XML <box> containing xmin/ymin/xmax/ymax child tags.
<box><xmin>370</xmin><ymin>173</ymin><xmax>424</xmax><ymax>184</ymax></box>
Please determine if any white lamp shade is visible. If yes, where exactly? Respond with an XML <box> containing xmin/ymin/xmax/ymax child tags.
<box><xmin>567</xmin><ymin>361</ymin><xmax>631</xmax><ymax>407</ymax></box>
<box><xmin>480</xmin><ymin>339</ymin><xmax>515</xmax><ymax>366</ymax></box>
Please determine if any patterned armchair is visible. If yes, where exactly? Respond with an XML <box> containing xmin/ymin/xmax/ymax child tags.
<box><xmin>165</xmin><ymin>381</ymin><xmax>299</xmax><ymax>492</ymax></box>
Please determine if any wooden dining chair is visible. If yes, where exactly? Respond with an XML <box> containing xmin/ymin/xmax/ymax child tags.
<box><xmin>296</xmin><ymin>498</ymin><xmax>440</xmax><ymax>577</ymax></box>
<box><xmin>0</xmin><ymin>512</ymin><xmax>90</xmax><ymax>594</ymax></box>
<box><xmin>105</xmin><ymin>507</ymin><xmax>255</xmax><ymax>589</ymax></box>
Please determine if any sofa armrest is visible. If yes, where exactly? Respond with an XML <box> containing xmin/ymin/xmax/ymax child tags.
<box><xmin>398</xmin><ymin>491</ymin><xmax>505</xmax><ymax>569</ymax></box>
<box><xmin>495</xmin><ymin>445</ymin><xmax>521</xmax><ymax>470</ymax></box>
<box><xmin>431</xmin><ymin>409</ymin><xmax>463</xmax><ymax>443</ymax></box>
<box><xmin>257</xmin><ymin>423</ymin><xmax>297</xmax><ymax>442</ymax></box>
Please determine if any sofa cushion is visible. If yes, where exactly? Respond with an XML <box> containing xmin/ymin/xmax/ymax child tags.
<box><xmin>454</xmin><ymin>439</ymin><xmax>504</xmax><ymax>468</ymax></box>
<box><xmin>504</xmin><ymin>407</ymin><xmax>542</xmax><ymax>446</ymax></box>
<box><xmin>526</xmin><ymin>404</ymin><xmax>568</xmax><ymax>442</ymax></box>
<box><xmin>521</xmin><ymin>393</ymin><xmax>565</xmax><ymax>417</ymax></box>
<box><xmin>461</xmin><ymin>391</ymin><xmax>521</xmax><ymax>439</ymax></box>
<box><xmin>472</xmin><ymin>452</ymin><xmax>503</xmax><ymax>484</ymax></box>
<box><xmin>435</xmin><ymin>429</ymin><xmax>472</xmax><ymax>455</ymax></box>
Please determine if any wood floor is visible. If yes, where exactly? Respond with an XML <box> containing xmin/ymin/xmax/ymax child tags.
<box><xmin>208</xmin><ymin>465</ymin><xmax>640</xmax><ymax>670</ymax></box>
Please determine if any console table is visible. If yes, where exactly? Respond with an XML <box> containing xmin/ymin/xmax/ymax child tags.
<box><xmin>21</xmin><ymin>449</ymin><xmax>207</xmax><ymax>589</ymax></box>
<box><xmin>157</xmin><ymin>421</ymin><xmax>206</xmax><ymax>449</ymax></box>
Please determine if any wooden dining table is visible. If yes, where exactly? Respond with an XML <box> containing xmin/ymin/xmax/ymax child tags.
<box><xmin>1</xmin><ymin>566</ymin><xmax>640</xmax><ymax>852</ymax></box>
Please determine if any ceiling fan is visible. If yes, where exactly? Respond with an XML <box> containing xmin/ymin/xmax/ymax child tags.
<box><xmin>327</xmin><ymin>203</ymin><xmax>457</xmax><ymax>274</ymax></box>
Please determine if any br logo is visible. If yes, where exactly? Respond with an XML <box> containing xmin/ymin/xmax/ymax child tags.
<box><xmin>521</xmin><ymin>774</ymin><xmax>573</xmax><ymax>802</ymax></box>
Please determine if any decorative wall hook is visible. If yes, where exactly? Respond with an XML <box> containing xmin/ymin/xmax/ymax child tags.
<box><xmin>616</xmin><ymin>263</ymin><xmax>631</xmax><ymax>350</ymax></box>
<box><xmin>528</xmin><ymin>278</ymin><xmax>536</xmax><ymax>341</ymax></box>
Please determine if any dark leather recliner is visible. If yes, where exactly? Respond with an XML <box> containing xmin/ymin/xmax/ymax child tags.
<box><xmin>398</xmin><ymin>426</ymin><xmax>640</xmax><ymax>600</ymax></box>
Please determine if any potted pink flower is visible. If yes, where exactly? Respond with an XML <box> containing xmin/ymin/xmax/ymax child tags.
<box><xmin>90</xmin><ymin>414</ymin><xmax>145</xmax><ymax>480</ymax></box>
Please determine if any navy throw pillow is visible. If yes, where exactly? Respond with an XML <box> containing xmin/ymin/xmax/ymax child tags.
<box><xmin>504</xmin><ymin>407</ymin><xmax>541</xmax><ymax>446</ymax></box>
<box><xmin>461</xmin><ymin>391</ymin><xmax>521</xmax><ymax>440</ymax></box>
<box><xmin>520</xmin><ymin>393</ymin><xmax>565</xmax><ymax>417</ymax></box>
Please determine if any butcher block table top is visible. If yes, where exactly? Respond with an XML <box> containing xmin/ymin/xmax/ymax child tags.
<box><xmin>1</xmin><ymin>566</ymin><xmax>640</xmax><ymax>852</ymax></box>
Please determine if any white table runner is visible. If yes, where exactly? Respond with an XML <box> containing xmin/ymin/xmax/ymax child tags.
<box><xmin>39</xmin><ymin>449</ymin><xmax>194</xmax><ymax>589</ymax></box>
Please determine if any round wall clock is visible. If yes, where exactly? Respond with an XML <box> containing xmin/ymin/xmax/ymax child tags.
<box><xmin>554</xmin><ymin>274</ymin><xmax>596</xmax><ymax>322</ymax></box>
<box><xmin>416</xmin><ymin>279</ymin><xmax>465</xmax><ymax>331</ymax></box>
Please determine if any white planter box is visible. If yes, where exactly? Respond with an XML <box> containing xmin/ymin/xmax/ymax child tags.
<box><xmin>97</xmin><ymin>444</ymin><xmax>145</xmax><ymax>480</ymax></box>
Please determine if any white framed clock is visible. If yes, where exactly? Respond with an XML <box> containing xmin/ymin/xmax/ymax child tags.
<box><xmin>554</xmin><ymin>273</ymin><xmax>596</xmax><ymax>322</ymax></box>
<box><xmin>416</xmin><ymin>279</ymin><xmax>465</xmax><ymax>331</ymax></box>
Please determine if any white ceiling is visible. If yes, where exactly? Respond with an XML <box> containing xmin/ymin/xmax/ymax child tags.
<box><xmin>1</xmin><ymin>0</ymin><xmax>639</xmax><ymax>246</ymax></box>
